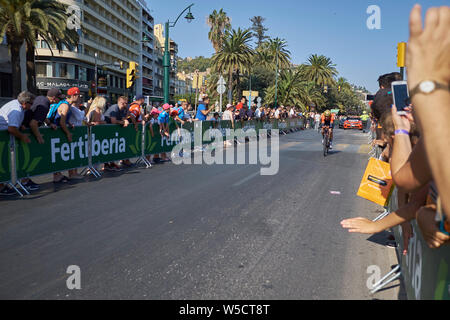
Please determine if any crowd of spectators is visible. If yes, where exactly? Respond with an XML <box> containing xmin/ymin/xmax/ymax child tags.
<box><xmin>341</xmin><ymin>5</ymin><xmax>450</xmax><ymax>251</ymax></box>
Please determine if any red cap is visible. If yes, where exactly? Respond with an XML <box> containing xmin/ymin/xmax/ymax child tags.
<box><xmin>163</xmin><ymin>103</ymin><xmax>170</xmax><ymax>110</ymax></box>
<box><xmin>170</xmin><ymin>109</ymin><xmax>179</xmax><ymax>117</ymax></box>
<box><xmin>67</xmin><ymin>87</ymin><xmax>80</xmax><ymax>96</ymax></box>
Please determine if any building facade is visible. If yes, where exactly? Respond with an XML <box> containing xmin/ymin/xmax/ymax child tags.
<box><xmin>35</xmin><ymin>0</ymin><xmax>142</xmax><ymax>102</ymax></box>
<box><xmin>137</xmin><ymin>0</ymin><xmax>155</xmax><ymax>98</ymax></box>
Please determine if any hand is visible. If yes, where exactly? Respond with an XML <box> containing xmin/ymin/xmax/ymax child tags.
<box><xmin>37</xmin><ymin>135</ymin><xmax>45</xmax><ymax>144</ymax></box>
<box><xmin>123</xmin><ymin>119</ymin><xmax>129</xmax><ymax>128</ymax></box>
<box><xmin>340</xmin><ymin>217</ymin><xmax>381</xmax><ymax>234</ymax></box>
<box><xmin>400</xmin><ymin>222</ymin><xmax>414</xmax><ymax>255</ymax></box>
<box><xmin>406</xmin><ymin>5</ymin><xmax>450</xmax><ymax>91</ymax></box>
<box><xmin>21</xmin><ymin>134</ymin><xmax>31</xmax><ymax>144</ymax></box>
<box><xmin>416</xmin><ymin>205</ymin><xmax>450</xmax><ymax>248</ymax></box>
<box><xmin>50</xmin><ymin>123</ymin><xmax>57</xmax><ymax>130</ymax></box>
<box><xmin>66</xmin><ymin>132</ymin><xmax>72</xmax><ymax>143</ymax></box>
<box><xmin>391</xmin><ymin>105</ymin><xmax>411</xmax><ymax>131</ymax></box>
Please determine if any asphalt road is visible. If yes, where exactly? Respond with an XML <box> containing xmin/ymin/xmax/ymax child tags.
<box><xmin>0</xmin><ymin>127</ymin><xmax>403</xmax><ymax>299</ymax></box>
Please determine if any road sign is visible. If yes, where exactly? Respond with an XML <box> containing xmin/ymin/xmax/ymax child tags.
<box><xmin>217</xmin><ymin>84</ymin><xmax>226</xmax><ymax>95</ymax></box>
<box><xmin>242</xmin><ymin>91</ymin><xmax>258</xmax><ymax>98</ymax></box>
<box><xmin>217</xmin><ymin>76</ymin><xmax>226</xmax><ymax>86</ymax></box>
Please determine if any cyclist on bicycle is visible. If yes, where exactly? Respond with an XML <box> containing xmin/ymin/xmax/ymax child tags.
<box><xmin>321</xmin><ymin>110</ymin><xmax>335</xmax><ymax>149</ymax></box>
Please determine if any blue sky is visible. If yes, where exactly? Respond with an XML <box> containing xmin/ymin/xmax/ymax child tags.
<box><xmin>145</xmin><ymin>0</ymin><xmax>449</xmax><ymax>93</ymax></box>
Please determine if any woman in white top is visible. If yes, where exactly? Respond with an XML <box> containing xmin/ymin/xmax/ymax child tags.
<box><xmin>222</xmin><ymin>104</ymin><xmax>234</xmax><ymax>147</ymax></box>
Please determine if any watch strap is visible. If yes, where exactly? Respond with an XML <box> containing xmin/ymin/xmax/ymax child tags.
<box><xmin>410</xmin><ymin>81</ymin><xmax>450</xmax><ymax>99</ymax></box>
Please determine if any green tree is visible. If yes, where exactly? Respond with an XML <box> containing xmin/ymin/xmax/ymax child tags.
<box><xmin>0</xmin><ymin>0</ymin><xmax>79</xmax><ymax>96</ymax></box>
<box><xmin>259</xmin><ymin>37</ymin><xmax>291</xmax><ymax>70</ymax></box>
<box><xmin>250</xmin><ymin>16</ymin><xmax>268</xmax><ymax>48</ymax></box>
<box><xmin>212</xmin><ymin>28</ymin><xmax>254</xmax><ymax>104</ymax></box>
<box><xmin>206</xmin><ymin>9</ymin><xmax>232</xmax><ymax>53</ymax></box>
<box><xmin>303</xmin><ymin>54</ymin><xmax>338</xmax><ymax>88</ymax></box>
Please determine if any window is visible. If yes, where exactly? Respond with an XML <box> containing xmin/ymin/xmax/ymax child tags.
<box><xmin>79</xmin><ymin>67</ymin><xmax>87</xmax><ymax>81</ymax></box>
<box><xmin>67</xmin><ymin>64</ymin><xmax>75</xmax><ymax>79</ymax></box>
<box><xmin>36</xmin><ymin>62</ymin><xmax>47</xmax><ymax>77</ymax></box>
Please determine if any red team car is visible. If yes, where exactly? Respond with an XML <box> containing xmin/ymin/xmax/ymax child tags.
<box><xmin>343</xmin><ymin>116</ymin><xmax>363</xmax><ymax>130</ymax></box>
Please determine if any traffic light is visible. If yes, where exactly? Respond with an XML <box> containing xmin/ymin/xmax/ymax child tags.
<box><xmin>324</xmin><ymin>85</ymin><xmax>328</xmax><ymax>93</ymax></box>
<box><xmin>397</xmin><ymin>42</ymin><xmax>406</xmax><ymax>67</ymax></box>
<box><xmin>126</xmin><ymin>61</ymin><xmax>138</xmax><ymax>89</ymax></box>
<box><xmin>338</xmin><ymin>85</ymin><xmax>341</xmax><ymax>92</ymax></box>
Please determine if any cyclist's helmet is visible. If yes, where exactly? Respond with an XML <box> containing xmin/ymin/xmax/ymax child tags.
<box><xmin>324</xmin><ymin>110</ymin><xmax>331</xmax><ymax>117</ymax></box>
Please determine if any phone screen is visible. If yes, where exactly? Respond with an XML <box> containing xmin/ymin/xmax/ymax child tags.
<box><xmin>392</xmin><ymin>84</ymin><xmax>409</xmax><ymax>112</ymax></box>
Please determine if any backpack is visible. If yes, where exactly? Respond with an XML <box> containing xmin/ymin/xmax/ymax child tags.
<box><xmin>47</xmin><ymin>100</ymin><xmax>67</xmax><ymax>123</ymax></box>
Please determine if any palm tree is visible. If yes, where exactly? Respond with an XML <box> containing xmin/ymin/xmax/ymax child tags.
<box><xmin>206</xmin><ymin>9</ymin><xmax>231</xmax><ymax>53</ymax></box>
<box><xmin>259</xmin><ymin>38</ymin><xmax>291</xmax><ymax>70</ymax></box>
<box><xmin>303</xmin><ymin>54</ymin><xmax>338</xmax><ymax>88</ymax></box>
<box><xmin>250</xmin><ymin>16</ymin><xmax>268</xmax><ymax>48</ymax></box>
<box><xmin>0</xmin><ymin>0</ymin><xmax>79</xmax><ymax>96</ymax></box>
<box><xmin>212</xmin><ymin>28</ymin><xmax>254</xmax><ymax>104</ymax></box>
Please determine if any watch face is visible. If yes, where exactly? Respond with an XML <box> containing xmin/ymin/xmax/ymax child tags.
<box><xmin>420</xmin><ymin>81</ymin><xmax>435</xmax><ymax>93</ymax></box>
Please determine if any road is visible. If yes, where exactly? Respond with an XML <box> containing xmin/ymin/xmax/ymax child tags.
<box><xmin>0</xmin><ymin>127</ymin><xmax>403</xmax><ymax>299</ymax></box>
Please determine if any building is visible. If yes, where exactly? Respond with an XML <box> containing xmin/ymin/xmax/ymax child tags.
<box><xmin>154</xmin><ymin>23</ymin><xmax>179</xmax><ymax>103</ymax></box>
<box><xmin>137</xmin><ymin>0</ymin><xmax>155</xmax><ymax>98</ymax></box>
<box><xmin>35</xmin><ymin>0</ymin><xmax>142</xmax><ymax>102</ymax></box>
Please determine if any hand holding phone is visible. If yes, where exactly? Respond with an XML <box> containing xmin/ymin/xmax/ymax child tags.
<box><xmin>391</xmin><ymin>81</ymin><xmax>410</xmax><ymax>115</ymax></box>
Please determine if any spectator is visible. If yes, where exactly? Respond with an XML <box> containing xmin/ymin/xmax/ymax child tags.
<box><xmin>158</xmin><ymin>103</ymin><xmax>170</xmax><ymax>138</ymax></box>
<box><xmin>51</xmin><ymin>87</ymin><xmax>78</xmax><ymax>183</ymax></box>
<box><xmin>236</xmin><ymin>97</ymin><xmax>246</xmax><ymax>111</ymax></box>
<box><xmin>67</xmin><ymin>93</ymin><xmax>87</xmax><ymax>180</ymax></box>
<box><xmin>86</xmin><ymin>96</ymin><xmax>108</xmax><ymax>172</ymax></box>
<box><xmin>86</xmin><ymin>96</ymin><xmax>107</xmax><ymax>126</ymax></box>
<box><xmin>19</xmin><ymin>88</ymin><xmax>63</xmax><ymax>190</ymax></box>
<box><xmin>104</xmin><ymin>96</ymin><xmax>130</xmax><ymax>127</ymax></box>
<box><xmin>195</xmin><ymin>96</ymin><xmax>213</xmax><ymax>121</ymax></box>
<box><xmin>0</xmin><ymin>91</ymin><xmax>34</xmax><ymax>196</ymax></box>
<box><xmin>128</xmin><ymin>94</ymin><xmax>145</xmax><ymax>131</ymax></box>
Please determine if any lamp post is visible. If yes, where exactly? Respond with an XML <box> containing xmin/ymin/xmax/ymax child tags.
<box><xmin>163</xmin><ymin>3</ymin><xmax>195</xmax><ymax>104</ymax></box>
<box><xmin>274</xmin><ymin>54</ymin><xmax>278</xmax><ymax>109</ymax></box>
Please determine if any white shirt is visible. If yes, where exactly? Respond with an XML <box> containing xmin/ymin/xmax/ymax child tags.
<box><xmin>70</xmin><ymin>106</ymin><xmax>86</xmax><ymax>126</ymax></box>
<box><xmin>222</xmin><ymin>110</ymin><xmax>233</xmax><ymax>121</ymax></box>
<box><xmin>0</xmin><ymin>99</ymin><xmax>24</xmax><ymax>130</ymax></box>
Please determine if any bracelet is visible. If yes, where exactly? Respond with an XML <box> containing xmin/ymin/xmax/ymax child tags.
<box><xmin>394</xmin><ymin>129</ymin><xmax>409</xmax><ymax>135</ymax></box>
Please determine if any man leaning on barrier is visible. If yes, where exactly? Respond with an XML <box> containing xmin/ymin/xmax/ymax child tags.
<box><xmin>0</xmin><ymin>91</ymin><xmax>35</xmax><ymax>196</ymax></box>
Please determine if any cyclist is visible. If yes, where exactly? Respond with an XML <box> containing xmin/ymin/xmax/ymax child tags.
<box><xmin>321</xmin><ymin>110</ymin><xmax>335</xmax><ymax>149</ymax></box>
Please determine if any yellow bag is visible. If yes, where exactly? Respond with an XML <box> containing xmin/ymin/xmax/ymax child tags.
<box><xmin>357</xmin><ymin>158</ymin><xmax>394</xmax><ymax>206</ymax></box>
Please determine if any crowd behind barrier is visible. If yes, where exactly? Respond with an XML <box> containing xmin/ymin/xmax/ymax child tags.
<box><xmin>0</xmin><ymin>117</ymin><xmax>305</xmax><ymax>196</ymax></box>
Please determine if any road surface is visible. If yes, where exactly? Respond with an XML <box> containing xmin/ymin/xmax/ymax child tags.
<box><xmin>0</xmin><ymin>127</ymin><xmax>404</xmax><ymax>299</ymax></box>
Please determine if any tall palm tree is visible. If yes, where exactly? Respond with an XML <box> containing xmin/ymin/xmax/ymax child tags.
<box><xmin>206</xmin><ymin>9</ymin><xmax>231</xmax><ymax>53</ymax></box>
<box><xmin>0</xmin><ymin>0</ymin><xmax>79</xmax><ymax>96</ymax></box>
<box><xmin>259</xmin><ymin>38</ymin><xmax>291</xmax><ymax>70</ymax></box>
<box><xmin>250</xmin><ymin>16</ymin><xmax>268</xmax><ymax>48</ymax></box>
<box><xmin>303</xmin><ymin>54</ymin><xmax>338</xmax><ymax>88</ymax></box>
<box><xmin>212</xmin><ymin>28</ymin><xmax>254</xmax><ymax>104</ymax></box>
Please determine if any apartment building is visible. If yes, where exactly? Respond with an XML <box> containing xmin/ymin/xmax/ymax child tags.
<box><xmin>35</xmin><ymin>0</ymin><xmax>143</xmax><ymax>102</ymax></box>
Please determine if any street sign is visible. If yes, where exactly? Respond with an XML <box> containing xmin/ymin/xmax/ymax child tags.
<box><xmin>217</xmin><ymin>84</ymin><xmax>226</xmax><ymax>95</ymax></box>
<box><xmin>242</xmin><ymin>91</ymin><xmax>258</xmax><ymax>97</ymax></box>
<box><xmin>217</xmin><ymin>76</ymin><xmax>226</xmax><ymax>86</ymax></box>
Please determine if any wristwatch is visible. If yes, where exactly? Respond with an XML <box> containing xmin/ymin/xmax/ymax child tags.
<box><xmin>409</xmin><ymin>80</ymin><xmax>449</xmax><ymax>99</ymax></box>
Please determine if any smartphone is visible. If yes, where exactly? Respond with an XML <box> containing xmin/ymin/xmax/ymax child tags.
<box><xmin>391</xmin><ymin>81</ymin><xmax>409</xmax><ymax>115</ymax></box>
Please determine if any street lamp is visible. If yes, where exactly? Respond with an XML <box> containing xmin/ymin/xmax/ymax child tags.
<box><xmin>163</xmin><ymin>3</ymin><xmax>195</xmax><ymax>104</ymax></box>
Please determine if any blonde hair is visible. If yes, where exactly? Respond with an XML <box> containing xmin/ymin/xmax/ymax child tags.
<box><xmin>86</xmin><ymin>96</ymin><xmax>106</xmax><ymax>118</ymax></box>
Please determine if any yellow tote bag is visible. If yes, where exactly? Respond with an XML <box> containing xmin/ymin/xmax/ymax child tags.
<box><xmin>357</xmin><ymin>158</ymin><xmax>394</xmax><ymax>206</ymax></box>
